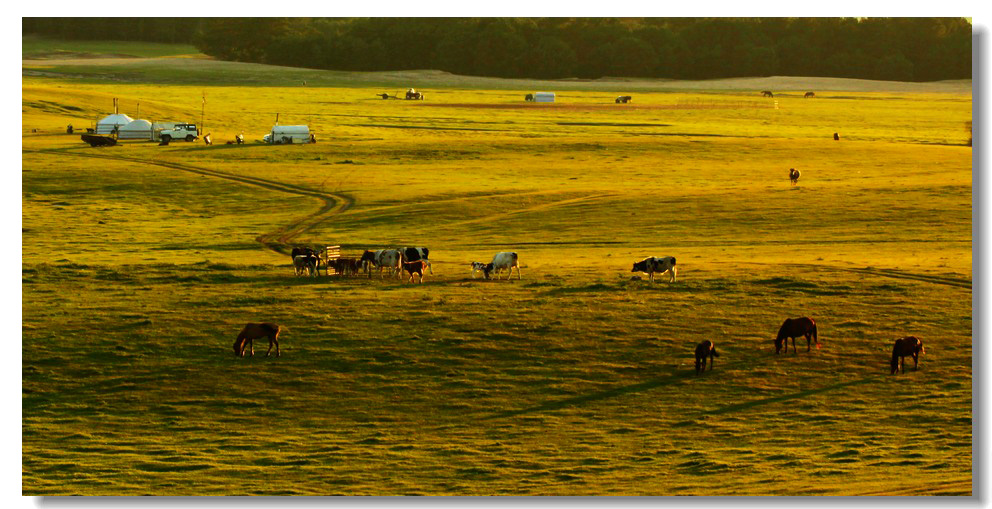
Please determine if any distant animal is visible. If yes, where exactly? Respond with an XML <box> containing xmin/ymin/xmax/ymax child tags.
<box><xmin>615</xmin><ymin>95</ymin><xmax>632</xmax><ymax>104</ymax></box>
<box><xmin>293</xmin><ymin>255</ymin><xmax>318</xmax><ymax>277</ymax></box>
<box><xmin>236</xmin><ymin>133</ymin><xmax>245</xmax><ymax>144</ymax></box>
<box><xmin>470</xmin><ymin>261</ymin><xmax>488</xmax><ymax>279</ymax></box>
<box><xmin>789</xmin><ymin>168</ymin><xmax>801</xmax><ymax>185</ymax></box>
<box><xmin>403</xmin><ymin>260</ymin><xmax>428</xmax><ymax>283</ymax></box>
<box><xmin>890</xmin><ymin>336</ymin><xmax>924</xmax><ymax>374</ymax></box>
<box><xmin>66</xmin><ymin>124</ymin><xmax>73</xmax><ymax>134</ymax></box>
<box><xmin>695</xmin><ymin>340</ymin><xmax>719</xmax><ymax>374</ymax></box>
<box><xmin>360</xmin><ymin>250</ymin><xmax>378</xmax><ymax>274</ymax></box>
<box><xmin>330</xmin><ymin>257</ymin><xmax>361</xmax><ymax>276</ymax></box>
<box><xmin>761</xmin><ymin>91</ymin><xmax>774</xmax><ymax>97</ymax></box>
<box><xmin>525</xmin><ymin>93</ymin><xmax>534</xmax><ymax>102</ymax></box>
<box><xmin>401</xmin><ymin>247</ymin><xmax>433</xmax><ymax>275</ymax></box>
<box><xmin>406</xmin><ymin>88</ymin><xmax>424</xmax><ymax>100</ymax></box>
<box><xmin>483</xmin><ymin>252</ymin><xmax>521</xmax><ymax>280</ymax></box>
<box><xmin>775</xmin><ymin>317</ymin><xmax>819</xmax><ymax>354</ymax></box>
<box><xmin>631</xmin><ymin>256</ymin><xmax>677</xmax><ymax>283</ymax></box>
<box><xmin>833</xmin><ymin>132</ymin><xmax>840</xmax><ymax>141</ymax></box>
<box><xmin>233</xmin><ymin>322</ymin><xmax>282</xmax><ymax>358</ymax></box>
<box><xmin>804</xmin><ymin>91</ymin><xmax>815</xmax><ymax>98</ymax></box>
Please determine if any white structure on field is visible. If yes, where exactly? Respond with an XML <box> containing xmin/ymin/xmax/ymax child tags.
<box><xmin>118</xmin><ymin>119</ymin><xmax>153</xmax><ymax>140</ymax></box>
<box><xmin>533</xmin><ymin>92</ymin><xmax>556</xmax><ymax>103</ymax></box>
<box><xmin>264</xmin><ymin>125</ymin><xmax>313</xmax><ymax>144</ymax></box>
<box><xmin>96</xmin><ymin>113</ymin><xmax>133</xmax><ymax>135</ymax></box>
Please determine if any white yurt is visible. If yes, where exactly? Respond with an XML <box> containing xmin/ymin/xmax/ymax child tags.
<box><xmin>96</xmin><ymin>113</ymin><xmax>133</xmax><ymax>135</ymax></box>
<box><xmin>118</xmin><ymin>119</ymin><xmax>153</xmax><ymax>140</ymax></box>
<box><xmin>534</xmin><ymin>92</ymin><xmax>556</xmax><ymax>103</ymax></box>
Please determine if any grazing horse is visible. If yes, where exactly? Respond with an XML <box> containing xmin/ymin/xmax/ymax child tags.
<box><xmin>775</xmin><ymin>317</ymin><xmax>819</xmax><ymax>354</ymax></box>
<box><xmin>890</xmin><ymin>336</ymin><xmax>924</xmax><ymax>374</ymax></box>
<box><xmin>525</xmin><ymin>93</ymin><xmax>534</xmax><ymax>102</ymax></box>
<box><xmin>695</xmin><ymin>340</ymin><xmax>719</xmax><ymax>374</ymax></box>
<box><xmin>761</xmin><ymin>91</ymin><xmax>774</xmax><ymax>97</ymax></box>
<box><xmin>789</xmin><ymin>168</ymin><xmax>801</xmax><ymax>186</ymax></box>
<box><xmin>804</xmin><ymin>92</ymin><xmax>816</xmax><ymax>98</ymax></box>
<box><xmin>233</xmin><ymin>323</ymin><xmax>282</xmax><ymax>357</ymax></box>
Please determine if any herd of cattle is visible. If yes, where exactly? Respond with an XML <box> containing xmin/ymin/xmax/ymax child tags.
<box><xmin>280</xmin><ymin>246</ymin><xmax>925</xmax><ymax>375</ymax></box>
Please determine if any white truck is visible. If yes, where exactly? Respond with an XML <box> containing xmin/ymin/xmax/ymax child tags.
<box><xmin>158</xmin><ymin>123</ymin><xmax>199</xmax><ymax>143</ymax></box>
<box><xmin>264</xmin><ymin>125</ymin><xmax>314</xmax><ymax>144</ymax></box>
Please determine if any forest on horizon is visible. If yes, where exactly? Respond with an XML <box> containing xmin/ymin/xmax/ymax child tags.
<box><xmin>22</xmin><ymin>17</ymin><xmax>972</xmax><ymax>82</ymax></box>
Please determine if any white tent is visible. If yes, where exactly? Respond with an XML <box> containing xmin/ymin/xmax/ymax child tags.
<box><xmin>118</xmin><ymin>119</ymin><xmax>153</xmax><ymax>140</ymax></box>
<box><xmin>534</xmin><ymin>92</ymin><xmax>556</xmax><ymax>103</ymax></box>
<box><xmin>96</xmin><ymin>113</ymin><xmax>133</xmax><ymax>135</ymax></box>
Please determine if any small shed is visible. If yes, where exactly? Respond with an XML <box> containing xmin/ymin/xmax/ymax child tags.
<box><xmin>96</xmin><ymin>113</ymin><xmax>133</xmax><ymax>135</ymax></box>
<box><xmin>534</xmin><ymin>92</ymin><xmax>556</xmax><ymax>103</ymax></box>
<box><xmin>118</xmin><ymin>119</ymin><xmax>153</xmax><ymax>140</ymax></box>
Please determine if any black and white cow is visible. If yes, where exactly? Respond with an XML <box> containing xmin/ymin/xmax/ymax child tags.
<box><xmin>484</xmin><ymin>252</ymin><xmax>520</xmax><ymax>280</ymax></box>
<box><xmin>401</xmin><ymin>247</ymin><xmax>433</xmax><ymax>275</ymax></box>
<box><xmin>631</xmin><ymin>256</ymin><xmax>677</xmax><ymax>283</ymax></box>
<box><xmin>470</xmin><ymin>261</ymin><xmax>488</xmax><ymax>279</ymax></box>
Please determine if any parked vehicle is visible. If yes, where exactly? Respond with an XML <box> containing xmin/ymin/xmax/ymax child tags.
<box><xmin>158</xmin><ymin>123</ymin><xmax>199</xmax><ymax>143</ymax></box>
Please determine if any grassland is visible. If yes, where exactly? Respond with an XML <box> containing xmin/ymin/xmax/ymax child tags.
<box><xmin>21</xmin><ymin>52</ymin><xmax>972</xmax><ymax>495</ymax></box>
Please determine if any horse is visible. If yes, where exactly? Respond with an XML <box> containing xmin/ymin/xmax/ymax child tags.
<box><xmin>789</xmin><ymin>168</ymin><xmax>801</xmax><ymax>186</ymax></box>
<box><xmin>775</xmin><ymin>317</ymin><xmax>819</xmax><ymax>354</ymax></box>
<box><xmin>890</xmin><ymin>336</ymin><xmax>924</xmax><ymax>374</ymax></box>
<box><xmin>233</xmin><ymin>323</ymin><xmax>282</xmax><ymax>357</ymax></box>
<box><xmin>695</xmin><ymin>340</ymin><xmax>719</xmax><ymax>374</ymax></box>
<box><xmin>615</xmin><ymin>95</ymin><xmax>632</xmax><ymax>104</ymax></box>
<box><xmin>525</xmin><ymin>93</ymin><xmax>534</xmax><ymax>102</ymax></box>
<box><xmin>761</xmin><ymin>91</ymin><xmax>774</xmax><ymax>98</ymax></box>
<box><xmin>804</xmin><ymin>92</ymin><xmax>815</xmax><ymax>98</ymax></box>
<box><xmin>833</xmin><ymin>132</ymin><xmax>840</xmax><ymax>141</ymax></box>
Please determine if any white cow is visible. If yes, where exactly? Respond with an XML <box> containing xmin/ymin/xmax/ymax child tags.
<box><xmin>484</xmin><ymin>252</ymin><xmax>521</xmax><ymax>280</ymax></box>
<box><xmin>374</xmin><ymin>249</ymin><xmax>403</xmax><ymax>279</ymax></box>
<box><xmin>631</xmin><ymin>256</ymin><xmax>677</xmax><ymax>283</ymax></box>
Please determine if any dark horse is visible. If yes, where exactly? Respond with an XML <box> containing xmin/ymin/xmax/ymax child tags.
<box><xmin>233</xmin><ymin>323</ymin><xmax>282</xmax><ymax>357</ymax></box>
<box><xmin>890</xmin><ymin>336</ymin><xmax>924</xmax><ymax>374</ymax></box>
<box><xmin>775</xmin><ymin>317</ymin><xmax>819</xmax><ymax>354</ymax></box>
<box><xmin>761</xmin><ymin>90</ymin><xmax>774</xmax><ymax>97</ymax></box>
<box><xmin>695</xmin><ymin>340</ymin><xmax>719</xmax><ymax>374</ymax></box>
<box><xmin>804</xmin><ymin>91</ymin><xmax>816</xmax><ymax>98</ymax></box>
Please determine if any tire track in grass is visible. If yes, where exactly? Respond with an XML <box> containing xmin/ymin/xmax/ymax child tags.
<box><xmin>779</xmin><ymin>263</ymin><xmax>971</xmax><ymax>289</ymax></box>
<box><xmin>26</xmin><ymin>149</ymin><xmax>354</xmax><ymax>255</ymax></box>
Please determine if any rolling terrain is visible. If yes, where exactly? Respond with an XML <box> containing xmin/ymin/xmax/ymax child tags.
<box><xmin>21</xmin><ymin>42</ymin><xmax>973</xmax><ymax>495</ymax></box>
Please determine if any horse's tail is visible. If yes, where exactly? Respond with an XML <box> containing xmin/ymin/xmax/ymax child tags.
<box><xmin>712</xmin><ymin>346</ymin><xmax>720</xmax><ymax>357</ymax></box>
<box><xmin>812</xmin><ymin>321</ymin><xmax>819</xmax><ymax>344</ymax></box>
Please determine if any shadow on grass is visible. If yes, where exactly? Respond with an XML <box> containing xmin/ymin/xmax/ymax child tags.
<box><xmin>702</xmin><ymin>375</ymin><xmax>881</xmax><ymax>416</ymax></box>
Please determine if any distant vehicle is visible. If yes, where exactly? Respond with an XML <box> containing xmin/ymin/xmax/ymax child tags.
<box><xmin>264</xmin><ymin>125</ymin><xmax>313</xmax><ymax>144</ymax></box>
<box><xmin>158</xmin><ymin>123</ymin><xmax>199</xmax><ymax>143</ymax></box>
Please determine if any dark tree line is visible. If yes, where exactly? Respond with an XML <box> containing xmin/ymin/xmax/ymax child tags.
<box><xmin>24</xmin><ymin>17</ymin><xmax>971</xmax><ymax>82</ymax></box>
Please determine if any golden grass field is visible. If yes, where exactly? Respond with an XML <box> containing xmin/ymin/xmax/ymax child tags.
<box><xmin>22</xmin><ymin>45</ymin><xmax>972</xmax><ymax>495</ymax></box>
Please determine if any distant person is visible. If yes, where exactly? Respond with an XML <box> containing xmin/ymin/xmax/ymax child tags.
<box><xmin>834</xmin><ymin>132</ymin><xmax>840</xmax><ymax>141</ymax></box>
<box><xmin>66</xmin><ymin>124</ymin><xmax>73</xmax><ymax>134</ymax></box>
<box><xmin>204</xmin><ymin>133</ymin><xmax>212</xmax><ymax>145</ymax></box>
<box><xmin>236</xmin><ymin>133</ymin><xmax>244</xmax><ymax>144</ymax></box>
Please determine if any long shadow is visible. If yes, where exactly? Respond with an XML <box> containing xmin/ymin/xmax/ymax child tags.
<box><xmin>702</xmin><ymin>374</ymin><xmax>882</xmax><ymax>416</ymax></box>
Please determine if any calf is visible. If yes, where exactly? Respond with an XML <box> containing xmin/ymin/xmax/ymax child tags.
<box><xmin>695</xmin><ymin>340</ymin><xmax>719</xmax><ymax>374</ymax></box>
<box><xmin>631</xmin><ymin>256</ymin><xmax>677</xmax><ymax>283</ymax></box>
<box><xmin>403</xmin><ymin>260</ymin><xmax>428</xmax><ymax>284</ymax></box>
<box><xmin>483</xmin><ymin>252</ymin><xmax>520</xmax><ymax>280</ymax></box>
<box><xmin>470</xmin><ymin>261</ymin><xmax>488</xmax><ymax>279</ymax></box>
<box><xmin>402</xmin><ymin>247</ymin><xmax>433</xmax><ymax>275</ymax></box>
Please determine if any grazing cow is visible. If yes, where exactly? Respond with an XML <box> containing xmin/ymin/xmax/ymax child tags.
<box><xmin>804</xmin><ymin>92</ymin><xmax>815</xmax><ymax>98</ymax></box>
<box><xmin>834</xmin><ymin>132</ymin><xmax>840</xmax><ymax>141</ymax></box>
<box><xmin>233</xmin><ymin>323</ymin><xmax>282</xmax><ymax>357</ymax></box>
<box><xmin>483</xmin><ymin>252</ymin><xmax>521</xmax><ymax>280</ymax></box>
<box><xmin>615</xmin><ymin>95</ymin><xmax>633</xmax><ymax>104</ymax></box>
<box><xmin>761</xmin><ymin>91</ymin><xmax>774</xmax><ymax>97</ymax></box>
<box><xmin>891</xmin><ymin>336</ymin><xmax>924</xmax><ymax>374</ymax></box>
<box><xmin>470</xmin><ymin>261</ymin><xmax>488</xmax><ymax>279</ymax></box>
<box><xmin>293</xmin><ymin>255</ymin><xmax>318</xmax><ymax>277</ymax></box>
<box><xmin>775</xmin><ymin>317</ymin><xmax>819</xmax><ymax>354</ymax></box>
<box><xmin>631</xmin><ymin>256</ymin><xmax>677</xmax><ymax>283</ymax></box>
<box><xmin>403</xmin><ymin>260</ymin><xmax>428</xmax><ymax>283</ymax></box>
<box><xmin>401</xmin><ymin>247</ymin><xmax>433</xmax><ymax>275</ymax></box>
<box><xmin>789</xmin><ymin>168</ymin><xmax>801</xmax><ymax>186</ymax></box>
<box><xmin>695</xmin><ymin>340</ymin><xmax>719</xmax><ymax>374</ymax></box>
<box><xmin>525</xmin><ymin>93</ymin><xmax>534</xmax><ymax>102</ymax></box>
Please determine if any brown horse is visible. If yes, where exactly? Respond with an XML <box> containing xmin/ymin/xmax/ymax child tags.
<box><xmin>890</xmin><ymin>336</ymin><xmax>924</xmax><ymax>374</ymax></box>
<box><xmin>775</xmin><ymin>317</ymin><xmax>819</xmax><ymax>354</ymax></box>
<box><xmin>789</xmin><ymin>168</ymin><xmax>801</xmax><ymax>185</ymax></box>
<box><xmin>695</xmin><ymin>340</ymin><xmax>719</xmax><ymax>374</ymax></box>
<box><xmin>233</xmin><ymin>323</ymin><xmax>282</xmax><ymax>358</ymax></box>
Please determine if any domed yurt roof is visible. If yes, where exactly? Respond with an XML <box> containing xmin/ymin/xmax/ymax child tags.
<box><xmin>96</xmin><ymin>113</ymin><xmax>133</xmax><ymax>134</ymax></box>
<box><xmin>117</xmin><ymin>118</ymin><xmax>153</xmax><ymax>139</ymax></box>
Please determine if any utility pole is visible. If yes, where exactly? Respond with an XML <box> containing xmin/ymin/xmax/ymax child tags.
<box><xmin>201</xmin><ymin>91</ymin><xmax>206</xmax><ymax>133</ymax></box>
